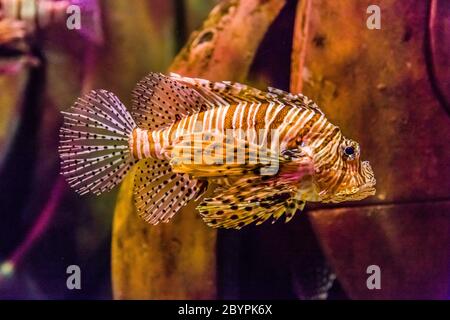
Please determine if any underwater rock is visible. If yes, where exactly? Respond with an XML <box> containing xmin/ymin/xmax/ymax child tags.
<box><xmin>310</xmin><ymin>202</ymin><xmax>450</xmax><ymax>299</ymax></box>
<box><xmin>301</xmin><ymin>0</ymin><xmax>450</xmax><ymax>299</ymax></box>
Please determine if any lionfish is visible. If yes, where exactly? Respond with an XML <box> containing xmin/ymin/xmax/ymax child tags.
<box><xmin>0</xmin><ymin>0</ymin><xmax>102</xmax><ymax>73</ymax></box>
<box><xmin>59</xmin><ymin>73</ymin><xmax>376</xmax><ymax>229</ymax></box>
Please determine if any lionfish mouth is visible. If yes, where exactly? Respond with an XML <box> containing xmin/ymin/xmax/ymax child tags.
<box><xmin>319</xmin><ymin>161</ymin><xmax>376</xmax><ymax>203</ymax></box>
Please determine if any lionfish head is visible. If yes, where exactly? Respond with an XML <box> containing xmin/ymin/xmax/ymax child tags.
<box><xmin>315</xmin><ymin>138</ymin><xmax>376</xmax><ymax>203</ymax></box>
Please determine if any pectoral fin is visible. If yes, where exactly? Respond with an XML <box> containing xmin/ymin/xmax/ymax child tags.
<box><xmin>167</xmin><ymin>132</ymin><xmax>281</xmax><ymax>178</ymax></box>
<box><xmin>197</xmin><ymin>175</ymin><xmax>306</xmax><ymax>229</ymax></box>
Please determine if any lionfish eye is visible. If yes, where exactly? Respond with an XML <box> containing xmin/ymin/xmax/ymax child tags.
<box><xmin>342</xmin><ymin>142</ymin><xmax>359</xmax><ymax>160</ymax></box>
<box><xmin>344</xmin><ymin>146</ymin><xmax>355</xmax><ymax>156</ymax></box>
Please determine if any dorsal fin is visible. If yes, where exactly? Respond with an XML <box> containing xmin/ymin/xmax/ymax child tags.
<box><xmin>131</xmin><ymin>73</ymin><xmax>219</xmax><ymax>131</ymax></box>
<box><xmin>267</xmin><ymin>87</ymin><xmax>323</xmax><ymax>115</ymax></box>
<box><xmin>132</xmin><ymin>73</ymin><xmax>323</xmax><ymax>131</ymax></box>
<box><xmin>169</xmin><ymin>72</ymin><xmax>324</xmax><ymax>114</ymax></box>
<box><xmin>169</xmin><ymin>72</ymin><xmax>271</xmax><ymax>105</ymax></box>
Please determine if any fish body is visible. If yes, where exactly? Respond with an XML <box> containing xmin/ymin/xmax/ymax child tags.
<box><xmin>59</xmin><ymin>73</ymin><xmax>376</xmax><ymax>229</ymax></box>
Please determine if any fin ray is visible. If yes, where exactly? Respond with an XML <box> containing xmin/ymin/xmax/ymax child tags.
<box><xmin>59</xmin><ymin>90</ymin><xmax>136</xmax><ymax>195</ymax></box>
<box><xmin>168</xmin><ymin>131</ymin><xmax>281</xmax><ymax>178</ymax></box>
<box><xmin>198</xmin><ymin>176</ymin><xmax>298</xmax><ymax>229</ymax></box>
<box><xmin>131</xmin><ymin>73</ymin><xmax>218</xmax><ymax>131</ymax></box>
<box><xmin>170</xmin><ymin>73</ymin><xmax>323</xmax><ymax>114</ymax></box>
<box><xmin>133</xmin><ymin>159</ymin><xmax>207</xmax><ymax>224</ymax></box>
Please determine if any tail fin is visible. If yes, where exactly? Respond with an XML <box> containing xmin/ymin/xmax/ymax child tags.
<box><xmin>59</xmin><ymin>90</ymin><xmax>136</xmax><ymax>195</ymax></box>
<box><xmin>70</xmin><ymin>0</ymin><xmax>104</xmax><ymax>45</ymax></box>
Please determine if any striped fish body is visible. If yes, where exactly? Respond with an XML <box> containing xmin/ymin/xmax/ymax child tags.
<box><xmin>59</xmin><ymin>73</ymin><xmax>376</xmax><ymax>229</ymax></box>
<box><xmin>129</xmin><ymin>103</ymin><xmax>325</xmax><ymax>162</ymax></box>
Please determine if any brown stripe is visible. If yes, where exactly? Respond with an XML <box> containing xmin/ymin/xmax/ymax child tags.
<box><xmin>328</xmin><ymin>161</ymin><xmax>347</xmax><ymax>193</ymax></box>
<box><xmin>195</xmin><ymin>111</ymin><xmax>205</xmax><ymax>129</ymax></box>
<box><xmin>238</xmin><ymin>103</ymin><xmax>250</xmax><ymax>130</ymax></box>
<box><xmin>295</xmin><ymin>112</ymin><xmax>321</xmax><ymax>140</ymax></box>
<box><xmin>318</xmin><ymin>150</ymin><xmax>340</xmax><ymax>172</ymax></box>
<box><xmin>132</xmin><ymin>129</ymin><xmax>138</xmax><ymax>159</ymax></box>
<box><xmin>224</xmin><ymin>104</ymin><xmax>238</xmax><ymax>130</ymax></box>
<box><xmin>315</xmin><ymin>127</ymin><xmax>340</xmax><ymax>156</ymax></box>
<box><xmin>209</xmin><ymin>108</ymin><xmax>218</xmax><ymax>131</ymax></box>
<box><xmin>169</xmin><ymin>120</ymin><xmax>181</xmax><ymax>142</ymax></box>
<box><xmin>148</xmin><ymin>135</ymin><xmax>156</xmax><ymax>158</ymax></box>
<box><xmin>254</xmin><ymin>103</ymin><xmax>268</xmax><ymax>131</ymax></box>
<box><xmin>268</xmin><ymin>106</ymin><xmax>289</xmax><ymax>131</ymax></box>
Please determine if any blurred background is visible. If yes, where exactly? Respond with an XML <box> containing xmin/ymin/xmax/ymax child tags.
<box><xmin>0</xmin><ymin>0</ymin><xmax>449</xmax><ymax>300</ymax></box>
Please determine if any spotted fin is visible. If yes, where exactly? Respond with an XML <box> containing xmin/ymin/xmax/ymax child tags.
<box><xmin>131</xmin><ymin>73</ymin><xmax>217</xmax><ymax>131</ymax></box>
<box><xmin>197</xmin><ymin>175</ymin><xmax>305</xmax><ymax>229</ymax></box>
<box><xmin>169</xmin><ymin>72</ymin><xmax>269</xmax><ymax>105</ymax></box>
<box><xmin>59</xmin><ymin>90</ymin><xmax>136</xmax><ymax>196</ymax></box>
<box><xmin>133</xmin><ymin>158</ymin><xmax>207</xmax><ymax>224</ymax></box>
<box><xmin>169</xmin><ymin>72</ymin><xmax>323</xmax><ymax>113</ymax></box>
<box><xmin>266</xmin><ymin>87</ymin><xmax>323</xmax><ymax>114</ymax></box>
<box><xmin>167</xmin><ymin>132</ymin><xmax>281</xmax><ymax>178</ymax></box>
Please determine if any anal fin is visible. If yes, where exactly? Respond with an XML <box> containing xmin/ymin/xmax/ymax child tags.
<box><xmin>133</xmin><ymin>159</ymin><xmax>206</xmax><ymax>224</ymax></box>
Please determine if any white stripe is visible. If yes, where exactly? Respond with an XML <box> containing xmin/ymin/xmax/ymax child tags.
<box><xmin>232</xmin><ymin>103</ymin><xmax>243</xmax><ymax>129</ymax></box>
<box><xmin>280</xmin><ymin>110</ymin><xmax>314</xmax><ymax>150</ymax></box>
<box><xmin>163</xmin><ymin>126</ymin><xmax>171</xmax><ymax>150</ymax></box>
<box><xmin>202</xmin><ymin>109</ymin><xmax>210</xmax><ymax>131</ymax></box>
<box><xmin>261</xmin><ymin>103</ymin><xmax>284</xmax><ymax>147</ymax></box>
<box><xmin>218</xmin><ymin>105</ymin><xmax>229</xmax><ymax>134</ymax></box>
<box><xmin>304</xmin><ymin>115</ymin><xmax>327</xmax><ymax>146</ymax></box>
<box><xmin>136</xmin><ymin>128</ymin><xmax>143</xmax><ymax>159</ymax></box>
<box><xmin>143</xmin><ymin>130</ymin><xmax>150</xmax><ymax>157</ymax></box>
<box><xmin>188</xmin><ymin>113</ymin><xmax>198</xmax><ymax>133</ymax></box>
<box><xmin>215</xmin><ymin>107</ymin><xmax>223</xmax><ymax>132</ymax></box>
<box><xmin>310</xmin><ymin>121</ymin><xmax>332</xmax><ymax>150</ymax></box>
<box><xmin>245</xmin><ymin>102</ymin><xmax>256</xmax><ymax>144</ymax></box>
<box><xmin>235</xmin><ymin>102</ymin><xmax>248</xmax><ymax>140</ymax></box>
<box><xmin>178</xmin><ymin>116</ymin><xmax>189</xmax><ymax>137</ymax></box>
<box><xmin>208</xmin><ymin>109</ymin><xmax>215</xmax><ymax>131</ymax></box>
<box><xmin>238</xmin><ymin>103</ymin><xmax>246</xmax><ymax>129</ymax></box>
<box><xmin>277</xmin><ymin>107</ymin><xmax>300</xmax><ymax>136</ymax></box>
<box><xmin>152</xmin><ymin>130</ymin><xmax>162</xmax><ymax>159</ymax></box>
<box><xmin>316</xmin><ymin>134</ymin><xmax>341</xmax><ymax>166</ymax></box>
